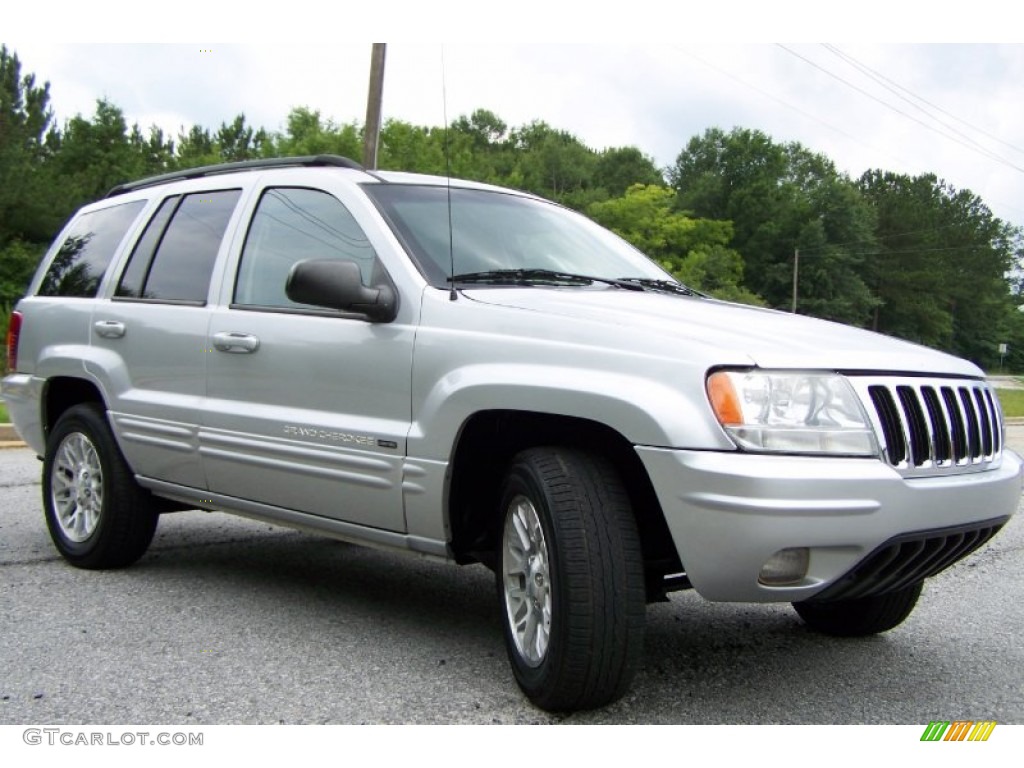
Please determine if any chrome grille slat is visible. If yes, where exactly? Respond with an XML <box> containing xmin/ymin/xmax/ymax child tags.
<box><xmin>896</xmin><ymin>386</ymin><xmax>929</xmax><ymax>466</ymax></box>
<box><xmin>920</xmin><ymin>387</ymin><xmax>951</xmax><ymax>464</ymax></box>
<box><xmin>849</xmin><ymin>377</ymin><xmax>1004</xmax><ymax>478</ymax></box>
<box><xmin>941</xmin><ymin>386</ymin><xmax>968</xmax><ymax>462</ymax></box>
<box><xmin>959</xmin><ymin>387</ymin><xmax>981</xmax><ymax>457</ymax></box>
<box><xmin>974</xmin><ymin>388</ymin><xmax>993</xmax><ymax>456</ymax></box>
<box><xmin>868</xmin><ymin>386</ymin><xmax>905</xmax><ymax>465</ymax></box>
<box><xmin>985</xmin><ymin>389</ymin><xmax>1002</xmax><ymax>454</ymax></box>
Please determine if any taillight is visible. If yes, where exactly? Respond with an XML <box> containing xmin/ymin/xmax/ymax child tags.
<box><xmin>6</xmin><ymin>310</ymin><xmax>22</xmax><ymax>372</ymax></box>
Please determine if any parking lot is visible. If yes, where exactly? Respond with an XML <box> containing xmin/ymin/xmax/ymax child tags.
<box><xmin>2</xmin><ymin>435</ymin><xmax>1023</xmax><ymax>724</ymax></box>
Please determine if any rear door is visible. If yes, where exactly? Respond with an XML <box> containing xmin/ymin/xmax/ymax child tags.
<box><xmin>92</xmin><ymin>188</ymin><xmax>243</xmax><ymax>488</ymax></box>
<box><xmin>202</xmin><ymin>184</ymin><xmax>413</xmax><ymax>531</ymax></box>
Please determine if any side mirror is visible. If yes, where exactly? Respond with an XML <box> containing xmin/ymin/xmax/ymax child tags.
<box><xmin>286</xmin><ymin>259</ymin><xmax>397</xmax><ymax>323</ymax></box>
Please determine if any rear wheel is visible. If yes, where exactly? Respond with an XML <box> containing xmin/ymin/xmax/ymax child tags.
<box><xmin>497</xmin><ymin>447</ymin><xmax>646</xmax><ymax>711</ymax></box>
<box><xmin>792</xmin><ymin>581</ymin><xmax>923</xmax><ymax>637</ymax></box>
<box><xmin>43</xmin><ymin>403</ymin><xmax>158</xmax><ymax>569</ymax></box>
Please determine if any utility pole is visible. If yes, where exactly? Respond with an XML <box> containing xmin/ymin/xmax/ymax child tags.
<box><xmin>363</xmin><ymin>43</ymin><xmax>387</xmax><ymax>170</ymax></box>
<box><xmin>791</xmin><ymin>247</ymin><xmax>799</xmax><ymax>313</ymax></box>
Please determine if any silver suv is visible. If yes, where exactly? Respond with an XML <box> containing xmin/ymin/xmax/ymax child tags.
<box><xmin>4</xmin><ymin>155</ymin><xmax>1021</xmax><ymax>711</ymax></box>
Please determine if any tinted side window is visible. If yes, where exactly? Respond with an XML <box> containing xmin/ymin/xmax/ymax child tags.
<box><xmin>116</xmin><ymin>190</ymin><xmax>240</xmax><ymax>303</ymax></box>
<box><xmin>234</xmin><ymin>187</ymin><xmax>378</xmax><ymax>308</ymax></box>
<box><xmin>38</xmin><ymin>200</ymin><xmax>146</xmax><ymax>298</ymax></box>
<box><xmin>144</xmin><ymin>190</ymin><xmax>241</xmax><ymax>302</ymax></box>
<box><xmin>116</xmin><ymin>195</ymin><xmax>180</xmax><ymax>298</ymax></box>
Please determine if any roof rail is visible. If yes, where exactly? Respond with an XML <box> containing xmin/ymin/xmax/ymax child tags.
<box><xmin>105</xmin><ymin>155</ymin><xmax>365</xmax><ymax>197</ymax></box>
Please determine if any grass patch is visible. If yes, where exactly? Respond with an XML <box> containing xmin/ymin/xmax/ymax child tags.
<box><xmin>996</xmin><ymin>389</ymin><xmax>1024</xmax><ymax>418</ymax></box>
<box><xmin>0</xmin><ymin>401</ymin><xmax>7</xmax><ymax>423</ymax></box>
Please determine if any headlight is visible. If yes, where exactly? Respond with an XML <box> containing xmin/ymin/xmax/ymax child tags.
<box><xmin>707</xmin><ymin>370</ymin><xmax>878</xmax><ymax>456</ymax></box>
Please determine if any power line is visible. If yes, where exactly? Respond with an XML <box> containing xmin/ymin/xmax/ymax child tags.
<box><xmin>821</xmin><ymin>44</ymin><xmax>1002</xmax><ymax>159</ymax></box>
<box><xmin>823</xmin><ymin>44</ymin><xmax>1024</xmax><ymax>160</ymax></box>
<box><xmin>798</xmin><ymin>222</ymin><xmax>980</xmax><ymax>256</ymax></box>
<box><xmin>776</xmin><ymin>44</ymin><xmax>1024</xmax><ymax>176</ymax></box>
<box><xmin>674</xmin><ymin>45</ymin><xmax>1024</xmax><ymax>229</ymax></box>
<box><xmin>677</xmin><ymin>45</ymin><xmax>1023</xmax><ymax>201</ymax></box>
<box><xmin>792</xmin><ymin>244</ymin><xmax>1002</xmax><ymax>260</ymax></box>
<box><xmin>675</xmin><ymin>46</ymin><xmax>885</xmax><ymax>160</ymax></box>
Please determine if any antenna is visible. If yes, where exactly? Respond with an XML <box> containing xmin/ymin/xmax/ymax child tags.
<box><xmin>441</xmin><ymin>47</ymin><xmax>458</xmax><ymax>301</ymax></box>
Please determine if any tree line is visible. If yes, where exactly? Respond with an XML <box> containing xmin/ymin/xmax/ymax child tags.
<box><xmin>3</xmin><ymin>44</ymin><xmax>1023</xmax><ymax>370</ymax></box>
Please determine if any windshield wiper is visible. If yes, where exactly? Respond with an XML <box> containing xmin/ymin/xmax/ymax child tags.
<box><xmin>617</xmin><ymin>278</ymin><xmax>704</xmax><ymax>297</ymax></box>
<box><xmin>449</xmin><ymin>269</ymin><xmax>704</xmax><ymax>297</ymax></box>
<box><xmin>450</xmin><ymin>269</ymin><xmax>644</xmax><ymax>291</ymax></box>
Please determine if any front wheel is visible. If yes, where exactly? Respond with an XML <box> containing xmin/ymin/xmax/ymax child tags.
<box><xmin>43</xmin><ymin>403</ymin><xmax>158</xmax><ymax>569</ymax></box>
<box><xmin>792</xmin><ymin>581</ymin><xmax>923</xmax><ymax>637</ymax></box>
<box><xmin>497</xmin><ymin>447</ymin><xmax>646</xmax><ymax>711</ymax></box>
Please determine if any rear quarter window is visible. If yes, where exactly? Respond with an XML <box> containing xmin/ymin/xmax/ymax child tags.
<box><xmin>37</xmin><ymin>200</ymin><xmax>147</xmax><ymax>298</ymax></box>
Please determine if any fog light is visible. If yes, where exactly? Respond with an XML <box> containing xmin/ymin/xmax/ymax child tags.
<box><xmin>758</xmin><ymin>548</ymin><xmax>810</xmax><ymax>586</ymax></box>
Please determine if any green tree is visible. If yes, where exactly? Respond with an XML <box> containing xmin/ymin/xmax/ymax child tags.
<box><xmin>175</xmin><ymin>124</ymin><xmax>218</xmax><ymax>168</ymax></box>
<box><xmin>53</xmin><ymin>99</ymin><xmax>172</xmax><ymax>204</ymax></box>
<box><xmin>216</xmin><ymin>113</ymin><xmax>269</xmax><ymax>162</ymax></box>
<box><xmin>130</xmin><ymin>123</ymin><xmax>173</xmax><ymax>175</ymax></box>
<box><xmin>378</xmin><ymin>118</ymin><xmax>447</xmax><ymax>174</ymax></box>
<box><xmin>671</xmin><ymin>127</ymin><xmax>796</xmax><ymax>301</ymax></box>
<box><xmin>0</xmin><ymin>45</ymin><xmax>58</xmax><ymax>245</ymax></box>
<box><xmin>450</xmin><ymin>108</ymin><xmax>507</xmax><ymax>150</ymax></box>
<box><xmin>275</xmin><ymin>107</ymin><xmax>361</xmax><ymax>159</ymax></box>
<box><xmin>0</xmin><ymin>238</ymin><xmax>45</xmax><ymax>310</ymax></box>
<box><xmin>992</xmin><ymin>273</ymin><xmax>1024</xmax><ymax>373</ymax></box>
<box><xmin>786</xmin><ymin>173</ymin><xmax>880</xmax><ymax>324</ymax></box>
<box><xmin>588</xmin><ymin>184</ymin><xmax>763</xmax><ymax>304</ymax></box>
<box><xmin>511</xmin><ymin>121</ymin><xmax>597</xmax><ymax>206</ymax></box>
<box><xmin>448</xmin><ymin>108</ymin><xmax>514</xmax><ymax>183</ymax></box>
<box><xmin>593</xmin><ymin>146</ymin><xmax>664</xmax><ymax>198</ymax></box>
<box><xmin>670</xmin><ymin>127</ymin><xmax>878</xmax><ymax>323</ymax></box>
<box><xmin>0</xmin><ymin>46</ymin><xmax>60</xmax><ymax>309</ymax></box>
<box><xmin>860</xmin><ymin>170</ymin><xmax>1021</xmax><ymax>367</ymax></box>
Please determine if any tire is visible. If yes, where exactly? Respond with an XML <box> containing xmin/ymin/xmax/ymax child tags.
<box><xmin>497</xmin><ymin>447</ymin><xmax>646</xmax><ymax>711</ymax></box>
<box><xmin>792</xmin><ymin>581</ymin><xmax>923</xmax><ymax>637</ymax></box>
<box><xmin>42</xmin><ymin>403</ymin><xmax>158</xmax><ymax>569</ymax></box>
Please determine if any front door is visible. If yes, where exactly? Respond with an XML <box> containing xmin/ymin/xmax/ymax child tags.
<box><xmin>202</xmin><ymin>185</ymin><xmax>413</xmax><ymax>532</ymax></box>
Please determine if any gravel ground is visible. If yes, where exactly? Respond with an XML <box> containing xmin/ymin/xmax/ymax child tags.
<box><xmin>1</xmin><ymin>439</ymin><xmax>1022</xmax><ymax>725</ymax></box>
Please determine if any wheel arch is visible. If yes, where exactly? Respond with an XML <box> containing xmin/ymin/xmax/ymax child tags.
<box><xmin>43</xmin><ymin>376</ymin><xmax>107</xmax><ymax>441</ymax></box>
<box><xmin>446</xmin><ymin>409</ymin><xmax>682</xmax><ymax>584</ymax></box>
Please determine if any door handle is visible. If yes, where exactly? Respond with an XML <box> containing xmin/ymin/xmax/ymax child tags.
<box><xmin>212</xmin><ymin>332</ymin><xmax>260</xmax><ymax>353</ymax></box>
<box><xmin>93</xmin><ymin>320</ymin><xmax>126</xmax><ymax>339</ymax></box>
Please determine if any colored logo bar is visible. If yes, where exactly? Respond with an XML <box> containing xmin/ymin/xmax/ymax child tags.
<box><xmin>921</xmin><ymin>721</ymin><xmax>997</xmax><ymax>741</ymax></box>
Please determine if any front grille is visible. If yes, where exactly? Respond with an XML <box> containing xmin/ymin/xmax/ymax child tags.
<box><xmin>809</xmin><ymin>518</ymin><xmax>1007</xmax><ymax>601</ymax></box>
<box><xmin>850</xmin><ymin>377</ymin><xmax>1003</xmax><ymax>476</ymax></box>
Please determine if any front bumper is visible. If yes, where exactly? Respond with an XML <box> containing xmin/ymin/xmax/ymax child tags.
<box><xmin>636</xmin><ymin>445</ymin><xmax>1023</xmax><ymax>602</ymax></box>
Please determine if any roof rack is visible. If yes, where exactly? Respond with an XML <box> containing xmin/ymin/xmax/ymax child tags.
<box><xmin>105</xmin><ymin>155</ymin><xmax>365</xmax><ymax>197</ymax></box>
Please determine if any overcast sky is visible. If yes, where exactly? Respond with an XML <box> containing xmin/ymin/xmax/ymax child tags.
<box><xmin>6</xmin><ymin>4</ymin><xmax>1024</xmax><ymax>229</ymax></box>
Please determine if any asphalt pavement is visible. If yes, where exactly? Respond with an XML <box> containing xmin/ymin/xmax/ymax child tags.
<box><xmin>1</xmin><ymin>436</ymin><xmax>1022</xmax><ymax>724</ymax></box>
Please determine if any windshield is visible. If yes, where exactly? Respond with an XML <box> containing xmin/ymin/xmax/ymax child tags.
<box><xmin>363</xmin><ymin>184</ymin><xmax>673</xmax><ymax>288</ymax></box>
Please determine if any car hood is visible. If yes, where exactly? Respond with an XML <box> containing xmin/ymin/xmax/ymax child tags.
<box><xmin>462</xmin><ymin>288</ymin><xmax>982</xmax><ymax>377</ymax></box>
